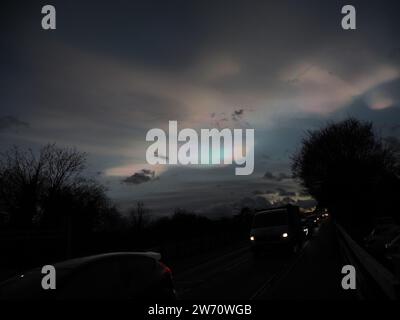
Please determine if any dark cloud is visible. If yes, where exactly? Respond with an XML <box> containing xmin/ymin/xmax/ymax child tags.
<box><xmin>2</xmin><ymin>0</ymin><xmax>400</xmax><ymax>217</ymax></box>
<box><xmin>0</xmin><ymin>116</ymin><xmax>29</xmax><ymax>132</ymax></box>
<box><xmin>230</xmin><ymin>108</ymin><xmax>251</xmax><ymax>127</ymax></box>
<box><xmin>263</xmin><ymin>171</ymin><xmax>275</xmax><ymax>180</ymax></box>
<box><xmin>278</xmin><ymin>173</ymin><xmax>292</xmax><ymax>181</ymax></box>
<box><xmin>232</xmin><ymin>108</ymin><xmax>244</xmax><ymax>118</ymax></box>
<box><xmin>122</xmin><ymin>169</ymin><xmax>157</xmax><ymax>185</ymax></box>
<box><xmin>296</xmin><ymin>199</ymin><xmax>317</xmax><ymax>209</ymax></box>
<box><xmin>389</xmin><ymin>124</ymin><xmax>400</xmax><ymax>134</ymax></box>
<box><xmin>197</xmin><ymin>195</ymin><xmax>273</xmax><ymax>218</ymax></box>
<box><xmin>276</xmin><ymin>188</ymin><xmax>297</xmax><ymax>197</ymax></box>
<box><xmin>239</xmin><ymin>196</ymin><xmax>272</xmax><ymax>210</ymax></box>
<box><xmin>271</xmin><ymin>197</ymin><xmax>316</xmax><ymax>209</ymax></box>
<box><xmin>280</xmin><ymin>197</ymin><xmax>296</xmax><ymax>205</ymax></box>
<box><xmin>263</xmin><ymin>171</ymin><xmax>292</xmax><ymax>181</ymax></box>
<box><xmin>384</xmin><ymin>136</ymin><xmax>400</xmax><ymax>147</ymax></box>
<box><xmin>198</xmin><ymin>203</ymin><xmax>235</xmax><ymax>218</ymax></box>
<box><xmin>298</xmin><ymin>190</ymin><xmax>310</xmax><ymax>197</ymax></box>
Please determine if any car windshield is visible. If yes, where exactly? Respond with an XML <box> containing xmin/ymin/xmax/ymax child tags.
<box><xmin>253</xmin><ymin>210</ymin><xmax>288</xmax><ymax>228</ymax></box>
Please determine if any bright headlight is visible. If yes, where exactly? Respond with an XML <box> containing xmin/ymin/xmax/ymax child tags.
<box><xmin>250</xmin><ymin>236</ymin><xmax>255</xmax><ymax>241</ymax></box>
<box><xmin>282</xmin><ymin>233</ymin><xmax>288</xmax><ymax>238</ymax></box>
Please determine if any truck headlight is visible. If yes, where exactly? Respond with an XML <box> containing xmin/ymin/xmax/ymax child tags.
<box><xmin>282</xmin><ymin>233</ymin><xmax>288</xmax><ymax>238</ymax></box>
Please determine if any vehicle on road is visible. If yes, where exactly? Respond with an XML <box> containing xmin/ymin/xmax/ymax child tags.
<box><xmin>301</xmin><ymin>216</ymin><xmax>315</xmax><ymax>238</ymax></box>
<box><xmin>302</xmin><ymin>212</ymin><xmax>323</xmax><ymax>236</ymax></box>
<box><xmin>250</xmin><ymin>204</ymin><xmax>305</xmax><ymax>255</ymax></box>
<box><xmin>0</xmin><ymin>252</ymin><xmax>176</xmax><ymax>300</ymax></box>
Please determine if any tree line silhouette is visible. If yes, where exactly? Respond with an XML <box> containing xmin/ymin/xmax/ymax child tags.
<box><xmin>0</xmin><ymin>144</ymin><xmax>117</xmax><ymax>232</ymax></box>
<box><xmin>292</xmin><ymin>118</ymin><xmax>400</xmax><ymax>239</ymax></box>
<box><xmin>0</xmin><ymin>145</ymin><xmax>252</xmax><ymax>275</ymax></box>
<box><xmin>1</xmin><ymin>117</ymin><xmax>399</xmax><ymax>275</ymax></box>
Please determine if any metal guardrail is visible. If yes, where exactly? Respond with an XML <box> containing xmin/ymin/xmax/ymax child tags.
<box><xmin>336</xmin><ymin>223</ymin><xmax>400</xmax><ymax>299</ymax></box>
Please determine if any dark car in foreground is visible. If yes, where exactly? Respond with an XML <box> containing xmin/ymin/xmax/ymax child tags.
<box><xmin>0</xmin><ymin>252</ymin><xmax>175</xmax><ymax>300</ymax></box>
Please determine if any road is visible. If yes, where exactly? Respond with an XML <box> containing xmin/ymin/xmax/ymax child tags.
<box><xmin>174</xmin><ymin>220</ymin><xmax>355</xmax><ymax>300</ymax></box>
<box><xmin>174</xmin><ymin>227</ymin><xmax>318</xmax><ymax>300</ymax></box>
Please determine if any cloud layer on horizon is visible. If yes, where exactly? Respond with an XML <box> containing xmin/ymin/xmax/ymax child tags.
<box><xmin>2</xmin><ymin>0</ymin><xmax>400</xmax><ymax>215</ymax></box>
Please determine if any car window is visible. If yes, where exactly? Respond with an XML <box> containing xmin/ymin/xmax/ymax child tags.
<box><xmin>253</xmin><ymin>210</ymin><xmax>288</xmax><ymax>228</ymax></box>
<box><xmin>57</xmin><ymin>259</ymin><xmax>123</xmax><ymax>299</ymax></box>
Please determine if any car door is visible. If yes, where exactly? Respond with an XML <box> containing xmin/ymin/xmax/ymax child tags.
<box><xmin>56</xmin><ymin>258</ymin><xmax>124</xmax><ymax>299</ymax></box>
<box><xmin>119</xmin><ymin>255</ymin><xmax>157</xmax><ymax>299</ymax></box>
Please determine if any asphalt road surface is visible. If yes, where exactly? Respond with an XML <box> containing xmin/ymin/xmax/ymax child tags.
<box><xmin>174</xmin><ymin>227</ymin><xmax>319</xmax><ymax>300</ymax></box>
<box><xmin>174</xmin><ymin>219</ymin><xmax>357</xmax><ymax>300</ymax></box>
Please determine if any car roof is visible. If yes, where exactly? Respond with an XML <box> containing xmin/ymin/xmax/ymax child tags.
<box><xmin>0</xmin><ymin>252</ymin><xmax>162</xmax><ymax>298</ymax></box>
<box><xmin>255</xmin><ymin>207</ymin><xmax>289</xmax><ymax>215</ymax></box>
<box><xmin>54</xmin><ymin>251</ymin><xmax>161</xmax><ymax>270</ymax></box>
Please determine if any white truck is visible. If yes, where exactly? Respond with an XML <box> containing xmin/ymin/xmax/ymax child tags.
<box><xmin>250</xmin><ymin>204</ymin><xmax>305</xmax><ymax>255</ymax></box>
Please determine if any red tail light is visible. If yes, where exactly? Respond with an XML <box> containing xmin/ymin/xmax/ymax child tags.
<box><xmin>159</xmin><ymin>262</ymin><xmax>172</xmax><ymax>275</ymax></box>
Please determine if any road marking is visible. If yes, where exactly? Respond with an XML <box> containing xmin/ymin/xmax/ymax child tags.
<box><xmin>249</xmin><ymin>274</ymin><xmax>278</xmax><ymax>300</ymax></box>
<box><xmin>224</xmin><ymin>255</ymin><xmax>252</xmax><ymax>271</ymax></box>
<box><xmin>174</xmin><ymin>245</ymin><xmax>250</xmax><ymax>279</ymax></box>
<box><xmin>249</xmin><ymin>240</ymin><xmax>311</xmax><ymax>300</ymax></box>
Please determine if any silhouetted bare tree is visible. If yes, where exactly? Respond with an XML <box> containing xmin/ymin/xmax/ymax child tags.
<box><xmin>0</xmin><ymin>144</ymin><xmax>114</xmax><ymax>231</ymax></box>
<box><xmin>128</xmin><ymin>201</ymin><xmax>150</xmax><ymax>233</ymax></box>
<box><xmin>292</xmin><ymin>118</ymin><xmax>400</xmax><ymax>234</ymax></box>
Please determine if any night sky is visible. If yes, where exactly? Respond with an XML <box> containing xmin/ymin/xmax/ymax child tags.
<box><xmin>1</xmin><ymin>0</ymin><xmax>400</xmax><ymax>216</ymax></box>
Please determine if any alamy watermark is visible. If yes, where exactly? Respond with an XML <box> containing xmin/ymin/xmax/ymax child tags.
<box><xmin>146</xmin><ymin>121</ymin><xmax>254</xmax><ymax>175</ymax></box>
